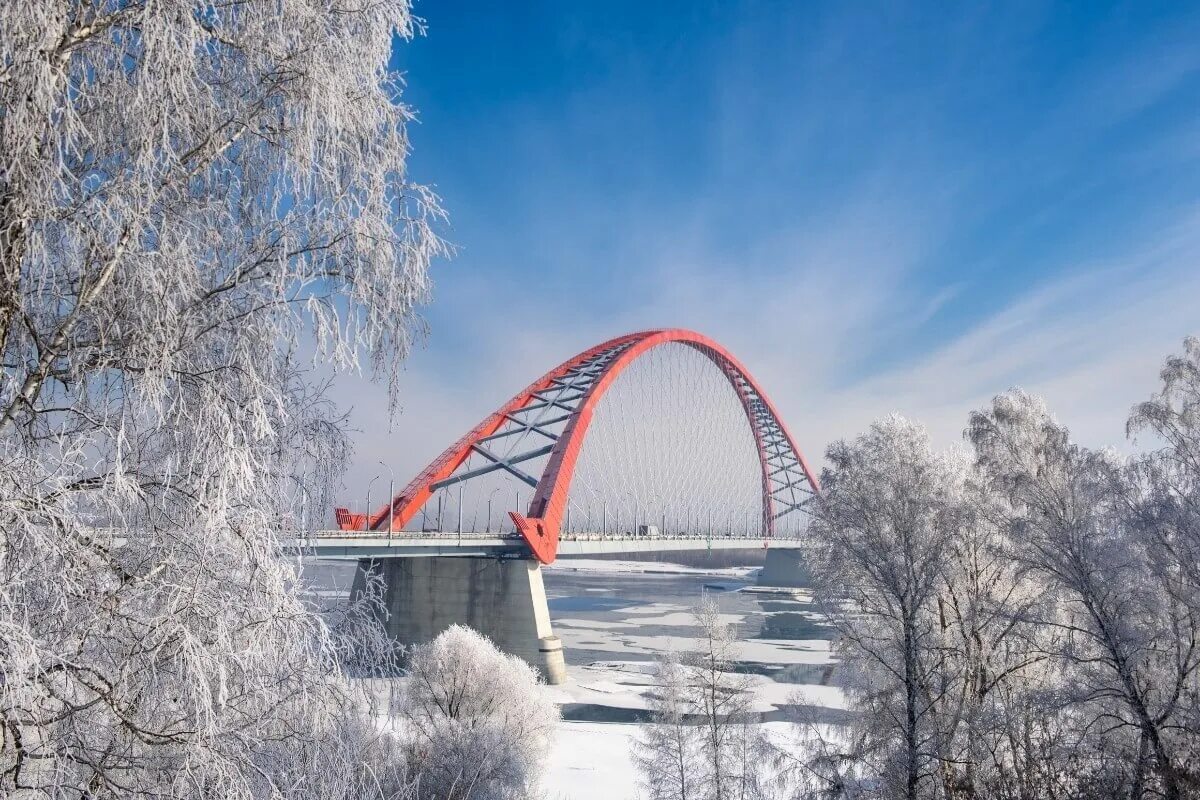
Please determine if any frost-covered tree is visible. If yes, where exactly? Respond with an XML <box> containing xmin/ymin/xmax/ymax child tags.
<box><xmin>635</xmin><ymin>597</ymin><xmax>776</xmax><ymax>800</ymax></box>
<box><xmin>969</xmin><ymin>388</ymin><xmax>1200</xmax><ymax>799</ymax></box>
<box><xmin>929</xmin><ymin>467</ymin><xmax>1067</xmax><ymax>800</ymax></box>
<box><xmin>396</xmin><ymin>625</ymin><xmax>559</xmax><ymax>800</ymax></box>
<box><xmin>1127</xmin><ymin>337</ymin><xmax>1200</xmax><ymax>707</ymax></box>
<box><xmin>1</xmin><ymin>1</ymin><xmax>442</xmax><ymax>796</ymax></box>
<box><xmin>803</xmin><ymin>415</ymin><xmax>1052</xmax><ymax>800</ymax></box>
<box><xmin>805</xmin><ymin>416</ymin><xmax>962</xmax><ymax>800</ymax></box>
<box><xmin>635</xmin><ymin>649</ymin><xmax>702</xmax><ymax>800</ymax></box>
<box><xmin>803</xmin><ymin>342</ymin><xmax>1200</xmax><ymax>799</ymax></box>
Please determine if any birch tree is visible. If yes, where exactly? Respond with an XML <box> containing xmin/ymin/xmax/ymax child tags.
<box><xmin>635</xmin><ymin>649</ymin><xmax>702</xmax><ymax>800</ymax></box>
<box><xmin>1</xmin><ymin>1</ymin><xmax>443</xmax><ymax>796</ymax></box>
<box><xmin>1126</xmin><ymin>337</ymin><xmax>1200</xmax><ymax>731</ymax></box>
<box><xmin>805</xmin><ymin>343</ymin><xmax>1200</xmax><ymax>799</ymax></box>
<box><xmin>691</xmin><ymin>597</ymin><xmax>775</xmax><ymax>800</ymax></box>
<box><xmin>635</xmin><ymin>597</ymin><xmax>776</xmax><ymax>800</ymax></box>
<box><xmin>805</xmin><ymin>416</ymin><xmax>961</xmax><ymax>799</ymax></box>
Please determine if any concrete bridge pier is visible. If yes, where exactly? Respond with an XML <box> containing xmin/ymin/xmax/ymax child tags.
<box><xmin>351</xmin><ymin>556</ymin><xmax>568</xmax><ymax>685</ymax></box>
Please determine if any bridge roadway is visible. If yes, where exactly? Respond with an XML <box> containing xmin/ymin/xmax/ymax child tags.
<box><xmin>285</xmin><ymin>530</ymin><xmax>794</xmax><ymax>560</ymax></box>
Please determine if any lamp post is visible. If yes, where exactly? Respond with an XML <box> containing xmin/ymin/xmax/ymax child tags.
<box><xmin>378</xmin><ymin>460</ymin><xmax>394</xmax><ymax>542</ymax></box>
<box><xmin>486</xmin><ymin>488</ymin><xmax>500</xmax><ymax>533</ymax></box>
<box><xmin>365</xmin><ymin>475</ymin><xmax>379</xmax><ymax>533</ymax></box>
<box><xmin>633</xmin><ymin>499</ymin><xmax>647</xmax><ymax>536</ymax></box>
<box><xmin>646</xmin><ymin>492</ymin><xmax>663</xmax><ymax>537</ymax></box>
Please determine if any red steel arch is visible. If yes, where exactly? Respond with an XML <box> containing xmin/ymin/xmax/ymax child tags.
<box><xmin>350</xmin><ymin>329</ymin><xmax>820</xmax><ymax>564</ymax></box>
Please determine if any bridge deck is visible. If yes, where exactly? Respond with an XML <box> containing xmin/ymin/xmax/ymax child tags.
<box><xmin>285</xmin><ymin>532</ymin><xmax>799</xmax><ymax>560</ymax></box>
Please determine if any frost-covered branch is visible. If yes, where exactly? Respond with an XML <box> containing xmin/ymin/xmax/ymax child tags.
<box><xmin>1</xmin><ymin>1</ymin><xmax>445</xmax><ymax>796</ymax></box>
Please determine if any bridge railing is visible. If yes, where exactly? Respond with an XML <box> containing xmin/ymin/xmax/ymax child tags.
<box><xmin>301</xmin><ymin>529</ymin><xmax>803</xmax><ymax>542</ymax></box>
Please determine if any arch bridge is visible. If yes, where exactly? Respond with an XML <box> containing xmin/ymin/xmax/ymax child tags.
<box><xmin>310</xmin><ymin>329</ymin><xmax>820</xmax><ymax>683</ymax></box>
<box><xmin>326</xmin><ymin>329</ymin><xmax>820</xmax><ymax>563</ymax></box>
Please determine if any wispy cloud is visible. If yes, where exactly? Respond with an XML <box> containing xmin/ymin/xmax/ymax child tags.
<box><xmin>336</xmin><ymin>202</ymin><xmax>1198</xmax><ymax>507</ymax></box>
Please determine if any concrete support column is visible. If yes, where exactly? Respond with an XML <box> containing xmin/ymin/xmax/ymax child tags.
<box><xmin>352</xmin><ymin>556</ymin><xmax>567</xmax><ymax>685</ymax></box>
<box><xmin>759</xmin><ymin>547</ymin><xmax>811</xmax><ymax>587</ymax></box>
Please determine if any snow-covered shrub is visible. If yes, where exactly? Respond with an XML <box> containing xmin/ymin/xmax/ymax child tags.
<box><xmin>397</xmin><ymin>625</ymin><xmax>559</xmax><ymax>800</ymax></box>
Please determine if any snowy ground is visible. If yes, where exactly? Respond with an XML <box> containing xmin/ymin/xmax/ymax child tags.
<box><xmin>545</xmin><ymin>721</ymin><xmax>643</xmax><ymax>800</ymax></box>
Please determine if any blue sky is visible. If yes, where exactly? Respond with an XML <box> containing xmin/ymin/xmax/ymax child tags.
<box><xmin>338</xmin><ymin>1</ymin><xmax>1200</xmax><ymax>497</ymax></box>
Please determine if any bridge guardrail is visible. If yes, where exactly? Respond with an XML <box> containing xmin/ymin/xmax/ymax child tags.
<box><xmin>301</xmin><ymin>529</ymin><xmax>803</xmax><ymax>542</ymax></box>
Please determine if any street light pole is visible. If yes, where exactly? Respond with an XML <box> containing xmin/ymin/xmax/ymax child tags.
<box><xmin>647</xmin><ymin>492</ymin><xmax>662</xmax><ymax>536</ymax></box>
<box><xmin>378</xmin><ymin>461</ymin><xmax>394</xmax><ymax>542</ymax></box>
<box><xmin>487</xmin><ymin>488</ymin><xmax>500</xmax><ymax>533</ymax></box>
<box><xmin>365</xmin><ymin>475</ymin><xmax>379</xmax><ymax>533</ymax></box>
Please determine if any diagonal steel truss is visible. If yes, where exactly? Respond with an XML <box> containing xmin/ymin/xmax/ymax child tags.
<box><xmin>429</xmin><ymin>341</ymin><xmax>632</xmax><ymax>493</ymax></box>
<box><xmin>718</xmin><ymin>362</ymin><xmax>817</xmax><ymax>525</ymax></box>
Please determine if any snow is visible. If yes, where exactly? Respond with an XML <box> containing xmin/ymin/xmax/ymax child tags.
<box><xmin>365</xmin><ymin>557</ymin><xmax>846</xmax><ymax>799</ymax></box>
<box><xmin>544</xmin><ymin>662</ymin><xmax>658</xmax><ymax>711</ymax></box>
<box><xmin>545</xmin><ymin>722</ymin><xmax>643</xmax><ymax>800</ymax></box>
<box><xmin>544</xmin><ymin>657</ymin><xmax>842</xmax><ymax>717</ymax></box>
<box><xmin>545</xmin><ymin>720</ymin><xmax>839</xmax><ymax>800</ymax></box>
<box><xmin>537</xmin><ymin>557</ymin><xmax>848</xmax><ymax>798</ymax></box>
<box><xmin>622</xmin><ymin>610</ymin><xmax>747</xmax><ymax>626</ymax></box>
<box><xmin>550</xmin><ymin>626</ymin><xmax>834</xmax><ymax>666</ymax></box>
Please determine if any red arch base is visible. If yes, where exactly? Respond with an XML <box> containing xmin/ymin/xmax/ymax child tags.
<box><xmin>345</xmin><ymin>329</ymin><xmax>820</xmax><ymax>564</ymax></box>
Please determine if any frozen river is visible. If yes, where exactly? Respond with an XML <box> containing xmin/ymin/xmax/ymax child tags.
<box><xmin>540</xmin><ymin>558</ymin><xmax>844</xmax><ymax>799</ymax></box>
<box><xmin>303</xmin><ymin>555</ymin><xmax>844</xmax><ymax>799</ymax></box>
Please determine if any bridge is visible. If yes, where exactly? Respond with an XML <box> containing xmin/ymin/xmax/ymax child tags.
<box><xmin>323</xmin><ymin>329</ymin><xmax>820</xmax><ymax>683</ymax></box>
<box><xmin>290</xmin><ymin>531</ymin><xmax>803</xmax><ymax>560</ymax></box>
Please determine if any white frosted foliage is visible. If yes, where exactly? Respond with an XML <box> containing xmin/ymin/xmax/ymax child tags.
<box><xmin>1</xmin><ymin>2</ymin><xmax>443</xmax><ymax>796</ymax></box>
<box><xmin>396</xmin><ymin>625</ymin><xmax>559</xmax><ymax>800</ymax></box>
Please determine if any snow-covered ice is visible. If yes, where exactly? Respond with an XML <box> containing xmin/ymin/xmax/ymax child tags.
<box><xmin>539</xmin><ymin>560</ymin><xmax>844</xmax><ymax>799</ymax></box>
<box><xmin>548</xmin><ymin>558</ymin><xmax>758</xmax><ymax>578</ymax></box>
